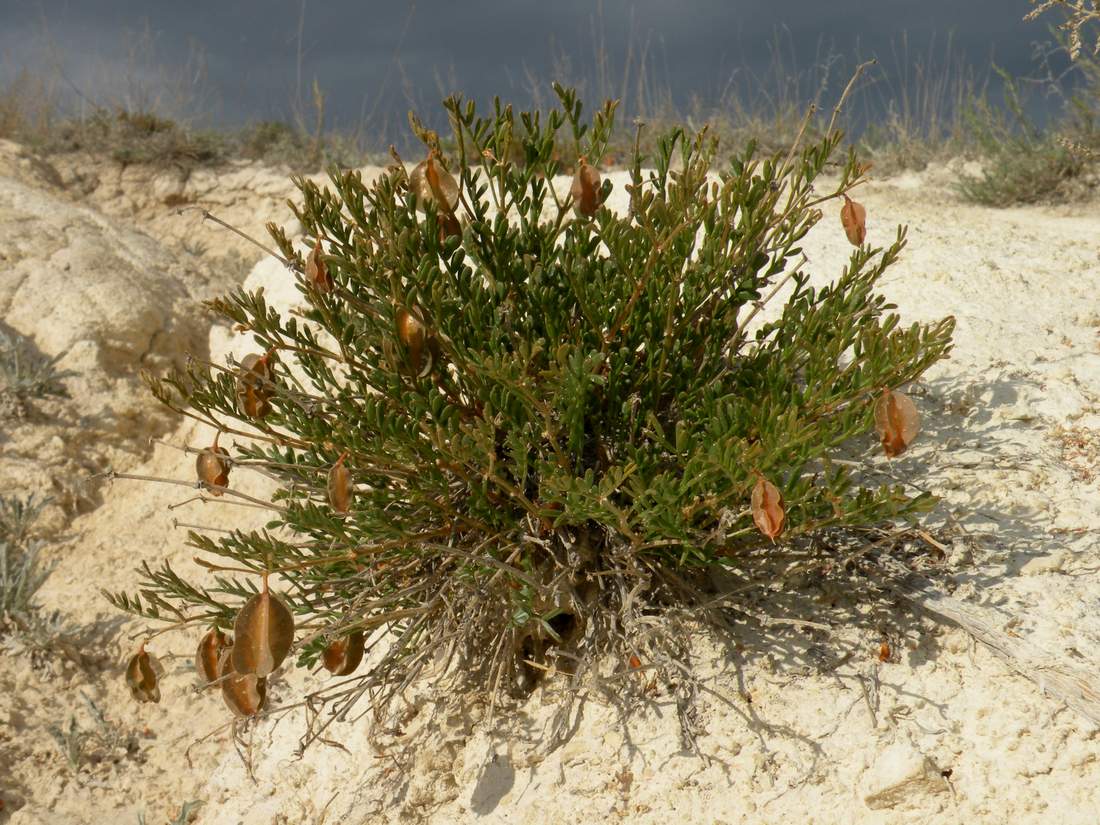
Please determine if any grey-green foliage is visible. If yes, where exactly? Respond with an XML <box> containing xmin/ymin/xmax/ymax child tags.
<box><xmin>113</xmin><ymin>87</ymin><xmax>954</xmax><ymax>716</ymax></box>
<box><xmin>1</xmin><ymin>495</ymin><xmax>52</xmax><ymax>619</ymax></box>
<box><xmin>48</xmin><ymin>691</ymin><xmax>139</xmax><ymax>773</ymax></box>
<box><xmin>0</xmin><ymin>329</ymin><xmax>72</xmax><ymax>400</ymax></box>
<box><xmin>1</xmin><ymin>495</ymin><xmax>92</xmax><ymax>670</ymax></box>
<box><xmin>137</xmin><ymin>801</ymin><xmax>203</xmax><ymax>825</ymax></box>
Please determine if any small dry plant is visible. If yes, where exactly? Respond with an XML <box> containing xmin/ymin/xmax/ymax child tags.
<box><xmin>105</xmin><ymin>81</ymin><xmax>953</xmax><ymax>751</ymax></box>
<box><xmin>0</xmin><ymin>495</ymin><xmax>52</xmax><ymax>622</ymax></box>
<box><xmin>1027</xmin><ymin>1</ymin><xmax>1100</xmax><ymax>59</ymax></box>
<box><xmin>48</xmin><ymin>691</ymin><xmax>141</xmax><ymax>775</ymax></box>
<box><xmin>0</xmin><ymin>329</ymin><xmax>71</xmax><ymax>421</ymax></box>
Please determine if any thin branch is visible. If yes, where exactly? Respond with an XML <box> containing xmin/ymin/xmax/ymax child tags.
<box><xmin>98</xmin><ymin>470</ymin><xmax>286</xmax><ymax>512</ymax></box>
<box><xmin>827</xmin><ymin>59</ymin><xmax>877</xmax><ymax>136</ymax></box>
<box><xmin>180</xmin><ymin>207</ymin><xmax>294</xmax><ymax>267</ymax></box>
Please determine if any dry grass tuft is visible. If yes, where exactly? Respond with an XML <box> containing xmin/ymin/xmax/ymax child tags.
<box><xmin>1050</xmin><ymin>424</ymin><xmax>1100</xmax><ymax>484</ymax></box>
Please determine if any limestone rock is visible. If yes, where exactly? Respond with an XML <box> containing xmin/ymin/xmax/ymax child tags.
<box><xmin>0</xmin><ymin>169</ymin><xmax>209</xmax><ymax>527</ymax></box>
<box><xmin>0</xmin><ymin>140</ymin><xmax>63</xmax><ymax>191</ymax></box>
<box><xmin>1020</xmin><ymin>550</ymin><xmax>1066</xmax><ymax>576</ymax></box>
<box><xmin>49</xmin><ymin>150</ymin><xmax>384</xmax><ymax>268</ymax></box>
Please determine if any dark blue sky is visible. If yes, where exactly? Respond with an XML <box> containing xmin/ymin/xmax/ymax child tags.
<box><xmin>0</xmin><ymin>0</ymin><xmax>1070</xmax><ymax>143</ymax></box>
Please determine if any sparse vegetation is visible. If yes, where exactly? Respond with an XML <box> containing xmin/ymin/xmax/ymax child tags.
<box><xmin>55</xmin><ymin>109</ymin><xmax>223</xmax><ymax>168</ymax></box>
<box><xmin>47</xmin><ymin>691</ymin><xmax>141</xmax><ymax>774</ymax></box>
<box><xmin>955</xmin><ymin>62</ymin><xmax>1100</xmax><ymax>206</ymax></box>
<box><xmin>0</xmin><ymin>492</ymin><xmax>90</xmax><ymax>675</ymax></box>
<box><xmin>0</xmin><ymin>329</ymin><xmax>71</xmax><ymax>419</ymax></box>
<box><xmin>0</xmin><ymin>495</ymin><xmax>53</xmax><ymax>622</ymax></box>
<box><xmin>2</xmin><ymin>11</ymin><xmax>1099</xmax><ymax>200</ymax></box>
<box><xmin>137</xmin><ymin>801</ymin><xmax>203</xmax><ymax>825</ymax></box>
<box><xmin>0</xmin><ymin>60</ymin><xmax>371</xmax><ymax>173</ymax></box>
<box><xmin>0</xmin><ymin>495</ymin><xmax>104</xmax><ymax>671</ymax></box>
<box><xmin>11</xmin><ymin>104</ymin><xmax>367</xmax><ymax>173</ymax></box>
<box><xmin>949</xmin><ymin>2</ymin><xmax>1100</xmax><ymax>206</ymax></box>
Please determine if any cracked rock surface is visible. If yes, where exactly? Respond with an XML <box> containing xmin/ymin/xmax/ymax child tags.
<box><xmin>0</xmin><ymin>151</ymin><xmax>215</xmax><ymax>532</ymax></box>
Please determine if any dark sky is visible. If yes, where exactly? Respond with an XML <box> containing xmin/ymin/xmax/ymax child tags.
<box><xmin>0</xmin><ymin>0</ymin><xmax>1069</xmax><ymax>144</ymax></box>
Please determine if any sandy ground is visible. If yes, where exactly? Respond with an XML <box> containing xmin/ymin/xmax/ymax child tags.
<box><xmin>4</xmin><ymin>150</ymin><xmax>1100</xmax><ymax>824</ymax></box>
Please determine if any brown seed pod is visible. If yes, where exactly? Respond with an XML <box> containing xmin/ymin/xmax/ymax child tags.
<box><xmin>840</xmin><ymin>194</ymin><xmax>867</xmax><ymax>245</ymax></box>
<box><xmin>235</xmin><ymin>351</ymin><xmax>274</xmax><ymax>419</ymax></box>
<box><xmin>873</xmin><ymin>389</ymin><xmax>921</xmax><ymax>458</ymax></box>
<box><xmin>305</xmin><ymin>237</ymin><xmax>333</xmax><ymax>293</ymax></box>
<box><xmin>218</xmin><ymin>648</ymin><xmax>267</xmax><ymax>717</ymax></box>
<box><xmin>570</xmin><ymin>156</ymin><xmax>602</xmax><ymax>217</ymax></box>
<box><xmin>322</xmin><ymin>629</ymin><xmax>365</xmax><ymax>676</ymax></box>
<box><xmin>238</xmin><ymin>351</ymin><xmax>272</xmax><ymax>383</ymax></box>
<box><xmin>195</xmin><ymin>626</ymin><xmax>232</xmax><ymax>685</ymax></box>
<box><xmin>327</xmin><ymin>452</ymin><xmax>353</xmax><ymax>516</ymax></box>
<box><xmin>396</xmin><ymin>308</ymin><xmax>428</xmax><ymax>374</ymax></box>
<box><xmin>195</xmin><ymin>435</ymin><xmax>230</xmax><ymax>495</ymax></box>
<box><xmin>238</xmin><ymin>384</ymin><xmax>272</xmax><ymax>419</ymax></box>
<box><xmin>125</xmin><ymin>643</ymin><xmax>163</xmax><ymax>704</ymax></box>
<box><xmin>231</xmin><ymin>575</ymin><xmax>295</xmax><ymax>678</ymax></box>
<box><xmin>437</xmin><ymin>209</ymin><xmax>462</xmax><ymax>243</ymax></box>
<box><xmin>751</xmin><ymin>475</ymin><xmax>785</xmax><ymax>540</ymax></box>
<box><xmin>409</xmin><ymin>151</ymin><xmax>460</xmax><ymax>213</ymax></box>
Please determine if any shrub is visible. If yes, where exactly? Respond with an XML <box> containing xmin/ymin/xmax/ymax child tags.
<box><xmin>238</xmin><ymin>120</ymin><xmax>307</xmax><ymax>162</ymax></box>
<box><xmin>109</xmin><ymin>87</ymin><xmax>953</xmax><ymax>732</ymax></box>
<box><xmin>234</xmin><ymin>119</ymin><xmax>367</xmax><ymax>172</ymax></box>
<box><xmin>956</xmin><ymin>65</ymin><xmax>1096</xmax><ymax>206</ymax></box>
<box><xmin>38</xmin><ymin>108</ymin><xmax>225</xmax><ymax>168</ymax></box>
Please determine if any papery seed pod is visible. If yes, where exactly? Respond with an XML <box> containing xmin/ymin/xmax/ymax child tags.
<box><xmin>396</xmin><ymin>308</ymin><xmax>427</xmax><ymax>374</ymax></box>
<box><xmin>195</xmin><ymin>435</ymin><xmax>230</xmax><ymax>495</ymax></box>
<box><xmin>628</xmin><ymin>654</ymin><xmax>642</xmax><ymax>670</ymax></box>
<box><xmin>437</xmin><ymin>209</ymin><xmax>462</xmax><ymax>243</ymax></box>
<box><xmin>409</xmin><ymin>152</ymin><xmax>460</xmax><ymax>213</ymax></box>
<box><xmin>425</xmin><ymin>153</ymin><xmax>459</xmax><ymax>212</ymax></box>
<box><xmin>195</xmin><ymin>626</ymin><xmax>232</xmax><ymax>685</ymax></box>
<box><xmin>125</xmin><ymin>643</ymin><xmax>163</xmax><ymax>704</ymax></box>
<box><xmin>878</xmin><ymin>641</ymin><xmax>892</xmax><ymax>662</ymax></box>
<box><xmin>231</xmin><ymin>575</ymin><xmax>295</xmax><ymax>678</ymax></box>
<box><xmin>873</xmin><ymin>389</ymin><xmax>921</xmax><ymax>458</ymax></box>
<box><xmin>238</xmin><ymin>384</ymin><xmax>272</xmax><ymax>419</ymax></box>
<box><xmin>219</xmin><ymin>648</ymin><xmax>267</xmax><ymax>717</ymax></box>
<box><xmin>238</xmin><ymin>351</ymin><xmax>272</xmax><ymax>383</ymax></box>
<box><xmin>751</xmin><ymin>475</ymin><xmax>785</xmax><ymax>540</ymax></box>
<box><xmin>235</xmin><ymin>351</ymin><xmax>274</xmax><ymax>419</ymax></box>
<box><xmin>840</xmin><ymin>194</ymin><xmax>867</xmax><ymax>246</ymax></box>
<box><xmin>305</xmin><ymin>237</ymin><xmax>333</xmax><ymax>293</ymax></box>
<box><xmin>570</xmin><ymin>156</ymin><xmax>602</xmax><ymax>217</ymax></box>
<box><xmin>322</xmin><ymin>629</ymin><xmax>365</xmax><ymax>676</ymax></box>
<box><xmin>327</xmin><ymin>452</ymin><xmax>353</xmax><ymax>515</ymax></box>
